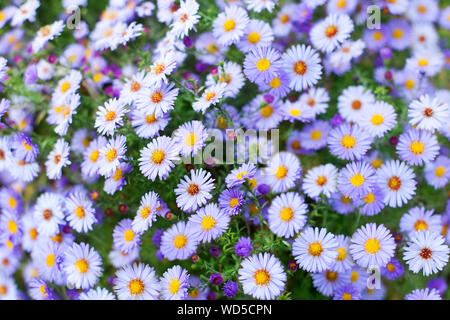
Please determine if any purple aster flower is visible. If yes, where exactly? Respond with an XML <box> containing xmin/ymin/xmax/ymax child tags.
<box><xmin>222</xmin><ymin>280</ymin><xmax>238</xmax><ymax>298</ymax></box>
<box><xmin>330</xmin><ymin>114</ymin><xmax>343</xmax><ymax>127</ymax></box>
<box><xmin>243</xmin><ymin>46</ymin><xmax>282</xmax><ymax>85</ymax></box>
<box><xmin>24</xmin><ymin>64</ymin><xmax>38</xmax><ymax>85</ymax></box>
<box><xmin>360</xmin><ymin>186</ymin><xmax>386</xmax><ymax>216</ymax></box>
<box><xmin>380</xmin><ymin>47</ymin><xmax>392</xmax><ymax>60</ymax></box>
<box><xmin>257</xmin><ymin>184</ymin><xmax>270</xmax><ymax>195</ymax></box>
<box><xmin>381</xmin><ymin>258</ymin><xmax>404</xmax><ymax>280</ymax></box>
<box><xmin>338</xmin><ymin>161</ymin><xmax>377</xmax><ymax>200</ymax></box>
<box><xmin>207</xmin><ymin>291</ymin><xmax>217</xmax><ymax>300</ymax></box>
<box><xmin>387</xmin><ymin>19</ymin><xmax>412</xmax><ymax>51</ymax></box>
<box><xmin>427</xmin><ymin>278</ymin><xmax>447</xmax><ymax>296</ymax></box>
<box><xmin>333</xmin><ymin>284</ymin><xmax>361</xmax><ymax>300</ymax></box>
<box><xmin>209</xmin><ymin>273</ymin><xmax>223</xmax><ymax>285</ymax></box>
<box><xmin>156</xmin><ymin>249</ymin><xmax>165</xmax><ymax>260</ymax></box>
<box><xmin>209</xmin><ymin>246</ymin><xmax>221</xmax><ymax>257</ymax></box>
<box><xmin>0</xmin><ymin>98</ymin><xmax>9</xmax><ymax>120</ymax></box>
<box><xmin>328</xmin><ymin>123</ymin><xmax>372</xmax><ymax>161</ymax></box>
<box><xmin>12</xmin><ymin>133</ymin><xmax>39</xmax><ymax>162</ymax></box>
<box><xmin>234</xmin><ymin>236</ymin><xmax>253</xmax><ymax>257</ymax></box>
<box><xmin>218</xmin><ymin>188</ymin><xmax>246</xmax><ymax>216</ymax></box>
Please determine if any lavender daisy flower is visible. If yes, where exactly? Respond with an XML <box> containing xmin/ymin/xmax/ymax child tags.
<box><xmin>222</xmin><ymin>280</ymin><xmax>238</xmax><ymax>298</ymax></box>
<box><xmin>160</xmin><ymin>221</ymin><xmax>199</xmax><ymax>261</ymax></box>
<box><xmin>243</xmin><ymin>46</ymin><xmax>282</xmax><ymax>85</ymax></box>
<box><xmin>333</xmin><ymin>284</ymin><xmax>361</xmax><ymax>300</ymax></box>
<box><xmin>225</xmin><ymin>163</ymin><xmax>257</xmax><ymax>189</ymax></box>
<box><xmin>12</xmin><ymin>133</ymin><xmax>39</xmax><ymax>162</ymax></box>
<box><xmin>396</xmin><ymin>127</ymin><xmax>440</xmax><ymax>166</ymax></box>
<box><xmin>426</xmin><ymin>278</ymin><xmax>447</xmax><ymax>296</ymax></box>
<box><xmin>188</xmin><ymin>203</ymin><xmax>230</xmax><ymax>243</ymax></box>
<box><xmin>381</xmin><ymin>258</ymin><xmax>404</xmax><ymax>280</ymax></box>
<box><xmin>218</xmin><ymin>188</ymin><xmax>246</xmax><ymax>216</ymax></box>
<box><xmin>311</xmin><ymin>269</ymin><xmax>351</xmax><ymax>297</ymax></box>
<box><xmin>28</xmin><ymin>278</ymin><xmax>55</xmax><ymax>300</ymax></box>
<box><xmin>235</xmin><ymin>236</ymin><xmax>253</xmax><ymax>257</ymax></box>
<box><xmin>328</xmin><ymin>123</ymin><xmax>372</xmax><ymax>161</ymax></box>
<box><xmin>338</xmin><ymin>161</ymin><xmax>377</xmax><ymax>200</ymax></box>
<box><xmin>329</xmin><ymin>192</ymin><xmax>358</xmax><ymax>215</ymax></box>
<box><xmin>209</xmin><ymin>273</ymin><xmax>223</xmax><ymax>286</ymax></box>
<box><xmin>387</xmin><ymin>19</ymin><xmax>412</xmax><ymax>51</ymax></box>
<box><xmin>405</xmin><ymin>288</ymin><xmax>442</xmax><ymax>300</ymax></box>
<box><xmin>360</xmin><ymin>186</ymin><xmax>386</xmax><ymax>216</ymax></box>
<box><xmin>112</xmin><ymin>219</ymin><xmax>142</xmax><ymax>254</ymax></box>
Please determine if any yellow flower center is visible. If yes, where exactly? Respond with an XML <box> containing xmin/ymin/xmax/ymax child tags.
<box><xmin>364</xmin><ymin>192</ymin><xmax>375</xmax><ymax>204</ymax></box>
<box><xmin>336</xmin><ymin>247</ymin><xmax>347</xmax><ymax>261</ymax></box>
<box><xmin>364</xmin><ymin>238</ymin><xmax>381</xmax><ymax>254</ymax></box>
<box><xmin>275</xmin><ymin>166</ymin><xmax>288</xmax><ymax>180</ymax></box>
<box><xmin>124</xmin><ymin>229</ymin><xmax>135</xmax><ymax>242</ymax></box>
<box><xmin>90</xmin><ymin>150</ymin><xmax>99</xmax><ymax>162</ymax></box>
<box><xmin>410</xmin><ymin>141</ymin><xmax>425</xmax><ymax>155</ymax></box>
<box><xmin>405</xmin><ymin>79</ymin><xmax>415</xmax><ymax>89</ymax></box>
<box><xmin>254</xmin><ymin>269</ymin><xmax>270</xmax><ymax>286</ymax></box>
<box><xmin>325</xmin><ymin>270</ymin><xmax>338</xmax><ymax>282</ymax></box>
<box><xmin>392</xmin><ymin>29</ymin><xmax>403</xmax><ymax>39</ymax></box>
<box><xmin>129</xmin><ymin>279</ymin><xmax>145</xmax><ymax>296</ymax></box>
<box><xmin>223</xmin><ymin>19</ymin><xmax>235</xmax><ymax>32</ymax></box>
<box><xmin>61</xmin><ymin>82</ymin><xmax>71</xmax><ymax>93</ymax></box>
<box><xmin>418</xmin><ymin>58</ymin><xmax>428</xmax><ymax>67</ymax></box>
<box><xmin>279</xmin><ymin>207</ymin><xmax>294</xmax><ymax>222</ymax></box>
<box><xmin>7</xmin><ymin>220</ymin><xmax>17</xmax><ymax>234</ymax></box>
<box><xmin>289</xmin><ymin>109</ymin><xmax>301</xmax><ymax>117</ymax></box>
<box><xmin>373</xmin><ymin>31</ymin><xmax>383</xmax><ymax>41</ymax></box>
<box><xmin>414</xmin><ymin>220</ymin><xmax>428</xmax><ymax>232</ymax></box>
<box><xmin>350</xmin><ymin>173</ymin><xmax>365</xmax><ymax>187</ymax></box>
<box><xmin>151</xmin><ymin>150</ymin><xmax>165</xmax><ymax>164</ymax></box>
<box><xmin>229</xmin><ymin>198</ymin><xmax>239</xmax><ymax>208</ymax></box>
<box><xmin>308</xmin><ymin>242</ymin><xmax>323</xmax><ymax>257</ymax></box>
<box><xmin>256</xmin><ymin>58</ymin><xmax>271</xmax><ymax>71</ymax></box>
<box><xmin>247</xmin><ymin>32</ymin><xmax>260</xmax><ymax>44</ymax></box>
<box><xmin>185</xmin><ymin>133</ymin><xmax>198</xmax><ymax>147</ymax></box>
<box><xmin>341</xmin><ymin>135</ymin><xmax>356</xmax><ymax>149</ymax></box>
<box><xmin>337</xmin><ymin>0</ymin><xmax>347</xmax><ymax>8</ymax></box>
<box><xmin>201</xmin><ymin>215</ymin><xmax>216</xmax><ymax>231</ymax></box>
<box><xmin>310</xmin><ymin>130</ymin><xmax>322</xmax><ymax>140</ymax></box>
<box><xmin>269</xmin><ymin>77</ymin><xmax>281</xmax><ymax>88</ymax></box>
<box><xmin>105</xmin><ymin>149</ymin><xmax>117</xmax><ymax>162</ymax></box>
<box><xmin>46</xmin><ymin>254</ymin><xmax>55</xmax><ymax>267</ymax></box>
<box><xmin>105</xmin><ymin>111</ymin><xmax>116</xmax><ymax>121</ymax></box>
<box><xmin>169</xmin><ymin>279</ymin><xmax>180</xmax><ymax>294</ymax></box>
<box><xmin>173</xmin><ymin>234</ymin><xmax>188</xmax><ymax>249</ymax></box>
<box><xmin>342</xmin><ymin>293</ymin><xmax>352</xmax><ymax>300</ymax></box>
<box><xmin>74</xmin><ymin>206</ymin><xmax>85</xmax><ymax>218</ymax></box>
<box><xmin>75</xmin><ymin>259</ymin><xmax>89</xmax><ymax>274</ymax></box>
<box><xmin>435</xmin><ymin>166</ymin><xmax>445</xmax><ymax>178</ymax></box>
<box><xmin>260</xmin><ymin>105</ymin><xmax>273</xmax><ymax>118</ymax></box>
<box><xmin>140</xmin><ymin>207</ymin><xmax>151</xmax><ymax>219</ymax></box>
<box><xmin>294</xmin><ymin>61</ymin><xmax>307</xmax><ymax>75</ymax></box>
<box><xmin>371</xmin><ymin>114</ymin><xmax>384</xmax><ymax>125</ymax></box>
<box><xmin>325</xmin><ymin>25</ymin><xmax>338</xmax><ymax>38</ymax></box>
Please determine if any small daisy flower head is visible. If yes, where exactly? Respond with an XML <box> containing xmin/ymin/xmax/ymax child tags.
<box><xmin>281</xmin><ymin>44</ymin><xmax>322</xmax><ymax>91</ymax></box>
<box><xmin>53</xmin><ymin>70</ymin><xmax>82</xmax><ymax>103</ymax></box>
<box><xmin>329</xmin><ymin>235</ymin><xmax>355</xmax><ymax>273</ymax></box>
<box><xmin>139</xmin><ymin>136</ymin><xmax>180</xmax><ymax>181</ymax></box>
<box><xmin>188</xmin><ymin>203</ymin><xmax>230</xmax><ymax>243</ymax></box>
<box><xmin>299</xmin><ymin>87</ymin><xmax>330</xmax><ymax>117</ymax></box>
<box><xmin>302</xmin><ymin>164</ymin><xmax>339</xmax><ymax>199</ymax></box>
<box><xmin>405</xmin><ymin>288</ymin><xmax>442</xmax><ymax>300</ymax></box>
<box><xmin>268</xmin><ymin>192</ymin><xmax>308</xmax><ymax>238</ymax></box>
<box><xmin>281</xmin><ymin>100</ymin><xmax>315</xmax><ymax>123</ymax></box>
<box><xmin>79</xmin><ymin>287</ymin><xmax>116</xmax><ymax>300</ymax></box>
<box><xmin>408</xmin><ymin>94</ymin><xmax>450</xmax><ymax>131</ymax></box>
<box><xmin>213</xmin><ymin>5</ymin><xmax>250</xmax><ymax>46</ymax></box>
<box><xmin>192</xmin><ymin>82</ymin><xmax>226</xmax><ymax>113</ymax></box>
<box><xmin>131</xmin><ymin>109</ymin><xmax>170</xmax><ymax>139</ymax></box>
<box><xmin>406</xmin><ymin>47</ymin><xmax>444</xmax><ymax>77</ymax></box>
<box><xmin>292</xmin><ymin>227</ymin><xmax>339</xmax><ymax>273</ymax></box>
<box><xmin>403</xmin><ymin>230</ymin><xmax>449</xmax><ymax>276</ymax></box>
<box><xmin>148</xmin><ymin>52</ymin><xmax>177</xmax><ymax>85</ymax></box>
<box><xmin>310</xmin><ymin>14</ymin><xmax>354</xmax><ymax>53</ymax></box>
<box><xmin>33</xmin><ymin>193</ymin><xmax>65</xmax><ymax>237</ymax></box>
<box><xmin>311</xmin><ymin>269</ymin><xmax>352</xmax><ymax>297</ymax></box>
<box><xmin>299</xmin><ymin>120</ymin><xmax>331</xmax><ymax>151</ymax></box>
<box><xmin>132</xmin><ymin>191</ymin><xmax>160</xmax><ymax>234</ymax></box>
<box><xmin>380</xmin><ymin>258</ymin><xmax>404</xmax><ymax>280</ymax></box>
<box><xmin>329</xmin><ymin>192</ymin><xmax>357</xmax><ymax>215</ymax></box>
<box><xmin>263</xmin><ymin>152</ymin><xmax>301</xmax><ymax>193</ymax></box>
<box><xmin>349</xmin><ymin>223</ymin><xmax>396</xmax><ymax>268</ymax></box>
<box><xmin>218</xmin><ymin>188</ymin><xmax>246</xmax><ymax>216</ymax></box>
<box><xmin>175</xmin><ymin>168</ymin><xmax>215</xmax><ymax>213</ymax></box>
<box><xmin>160</xmin><ymin>221</ymin><xmax>199</xmax><ymax>261</ymax></box>
<box><xmin>113</xmin><ymin>219</ymin><xmax>142</xmax><ymax>254</ymax></box>
<box><xmin>135</xmin><ymin>81</ymin><xmax>179</xmax><ymax>117</ymax></box>
<box><xmin>238</xmin><ymin>252</ymin><xmax>287</xmax><ymax>300</ymax></box>
<box><xmin>237</xmin><ymin>19</ymin><xmax>274</xmax><ymax>53</ymax></box>
<box><xmin>363</xmin><ymin>26</ymin><xmax>388</xmax><ymax>51</ymax></box>
<box><xmin>12</xmin><ymin>133</ymin><xmax>39</xmax><ymax>162</ymax></box>
<box><xmin>360</xmin><ymin>101</ymin><xmax>397</xmax><ymax>137</ymax></box>
<box><xmin>328</xmin><ymin>123</ymin><xmax>372</xmax><ymax>161</ymax></box>
<box><xmin>360</xmin><ymin>186</ymin><xmax>386</xmax><ymax>217</ymax></box>
<box><xmin>65</xmin><ymin>192</ymin><xmax>97</xmax><ymax>233</ymax></box>
<box><xmin>424</xmin><ymin>155</ymin><xmax>450</xmax><ymax>189</ymax></box>
<box><xmin>114</xmin><ymin>263</ymin><xmax>160</xmax><ymax>300</ymax></box>
<box><xmin>243</xmin><ymin>46</ymin><xmax>282</xmax><ymax>85</ymax></box>
<box><xmin>33</xmin><ymin>241</ymin><xmax>65</xmax><ymax>285</ymax></box>
<box><xmin>337</xmin><ymin>85</ymin><xmax>375</xmax><ymax>123</ymax></box>
<box><xmin>63</xmin><ymin>242</ymin><xmax>103</xmax><ymax>290</ymax></box>
<box><xmin>338</xmin><ymin>161</ymin><xmax>377</xmax><ymax>200</ymax></box>
<box><xmin>245</xmin><ymin>0</ymin><xmax>276</xmax><ymax>13</ymax></box>
<box><xmin>28</xmin><ymin>278</ymin><xmax>55</xmax><ymax>300</ymax></box>
<box><xmin>407</xmin><ymin>0</ymin><xmax>439</xmax><ymax>23</ymax></box>
<box><xmin>174</xmin><ymin>120</ymin><xmax>208</xmax><ymax>157</ymax></box>
<box><xmin>387</xmin><ymin>19</ymin><xmax>413</xmax><ymax>51</ymax></box>
<box><xmin>245</xmin><ymin>95</ymin><xmax>283</xmax><ymax>130</ymax></box>
<box><xmin>160</xmin><ymin>265</ymin><xmax>190</xmax><ymax>300</ymax></box>
<box><xmin>45</xmin><ymin>138</ymin><xmax>71</xmax><ymax>180</ymax></box>
<box><xmin>225</xmin><ymin>162</ymin><xmax>257</xmax><ymax>189</ymax></box>
<box><xmin>333</xmin><ymin>284</ymin><xmax>361</xmax><ymax>300</ymax></box>
<box><xmin>376</xmin><ymin>160</ymin><xmax>417</xmax><ymax>208</ymax></box>
<box><xmin>170</xmin><ymin>0</ymin><xmax>200</xmax><ymax>38</ymax></box>
<box><xmin>98</xmin><ymin>135</ymin><xmax>127</xmax><ymax>177</ymax></box>
<box><xmin>31</xmin><ymin>20</ymin><xmax>64</xmax><ymax>53</ymax></box>
<box><xmin>95</xmin><ymin>98</ymin><xmax>127</xmax><ymax>136</ymax></box>
<box><xmin>400</xmin><ymin>206</ymin><xmax>441</xmax><ymax>237</ymax></box>
<box><xmin>81</xmin><ymin>136</ymin><xmax>107</xmax><ymax>178</ymax></box>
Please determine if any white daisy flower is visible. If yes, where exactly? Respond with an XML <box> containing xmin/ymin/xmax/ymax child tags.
<box><xmin>114</xmin><ymin>263</ymin><xmax>160</xmax><ymax>300</ymax></box>
<box><xmin>31</xmin><ymin>20</ymin><xmax>65</xmax><ymax>53</ymax></box>
<box><xmin>338</xmin><ymin>85</ymin><xmax>375</xmax><ymax>123</ymax></box>
<box><xmin>134</xmin><ymin>81</ymin><xmax>179</xmax><ymax>117</ymax></box>
<box><xmin>263</xmin><ymin>152</ymin><xmax>301</xmax><ymax>193</ymax></box>
<box><xmin>45</xmin><ymin>139</ymin><xmax>71</xmax><ymax>180</ymax></box>
<box><xmin>310</xmin><ymin>14</ymin><xmax>354</xmax><ymax>53</ymax></box>
<box><xmin>175</xmin><ymin>169</ymin><xmax>215</xmax><ymax>213</ymax></box>
<box><xmin>212</xmin><ymin>5</ymin><xmax>250</xmax><ymax>46</ymax></box>
<box><xmin>160</xmin><ymin>265</ymin><xmax>190</xmax><ymax>300</ymax></box>
<box><xmin>173</xmin><ymin>120</ymin><xmax>208</xmax><ymax>157</ymax></box>
<box><xmin>403</xmin><ymin>230</ymin><xmax>449</xmax><ymax>276</ymax></box>
<box><xmin>98</xmin><ymin>135</ymin><xmax>127</xmax><ymax>177</ymax></box>
<box><xmin>192</xmin><ymin>82</ymin><xmax>227</xmax><ymax>113</ymax></box>
<box><xmin>268</xmin><ymin>192</ymin><xmax>308</xmax><ymax>238</ymax></box>
<box><xmin>95</xmin><ymin>98</ymin><xmax>127</xmax><ymax>136</ymax></box>
<box><xmin>408</xmin><ymin>94</ymin><xmax>450</xmax><ymax>131</ymax></box>
<box><xmin>65</xmin><ymin>192</ymin><xmax>97</xmax><ymax>233</ymax></box>
<box><xmin>302</xmin><ymin>164</ymin><xmax>339</xmax><ymax>199</ymax></box>
<box><xmin>132</xmin><ymin>191</ymin><xmax>160</xmax><ymax>234</ymax></box>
